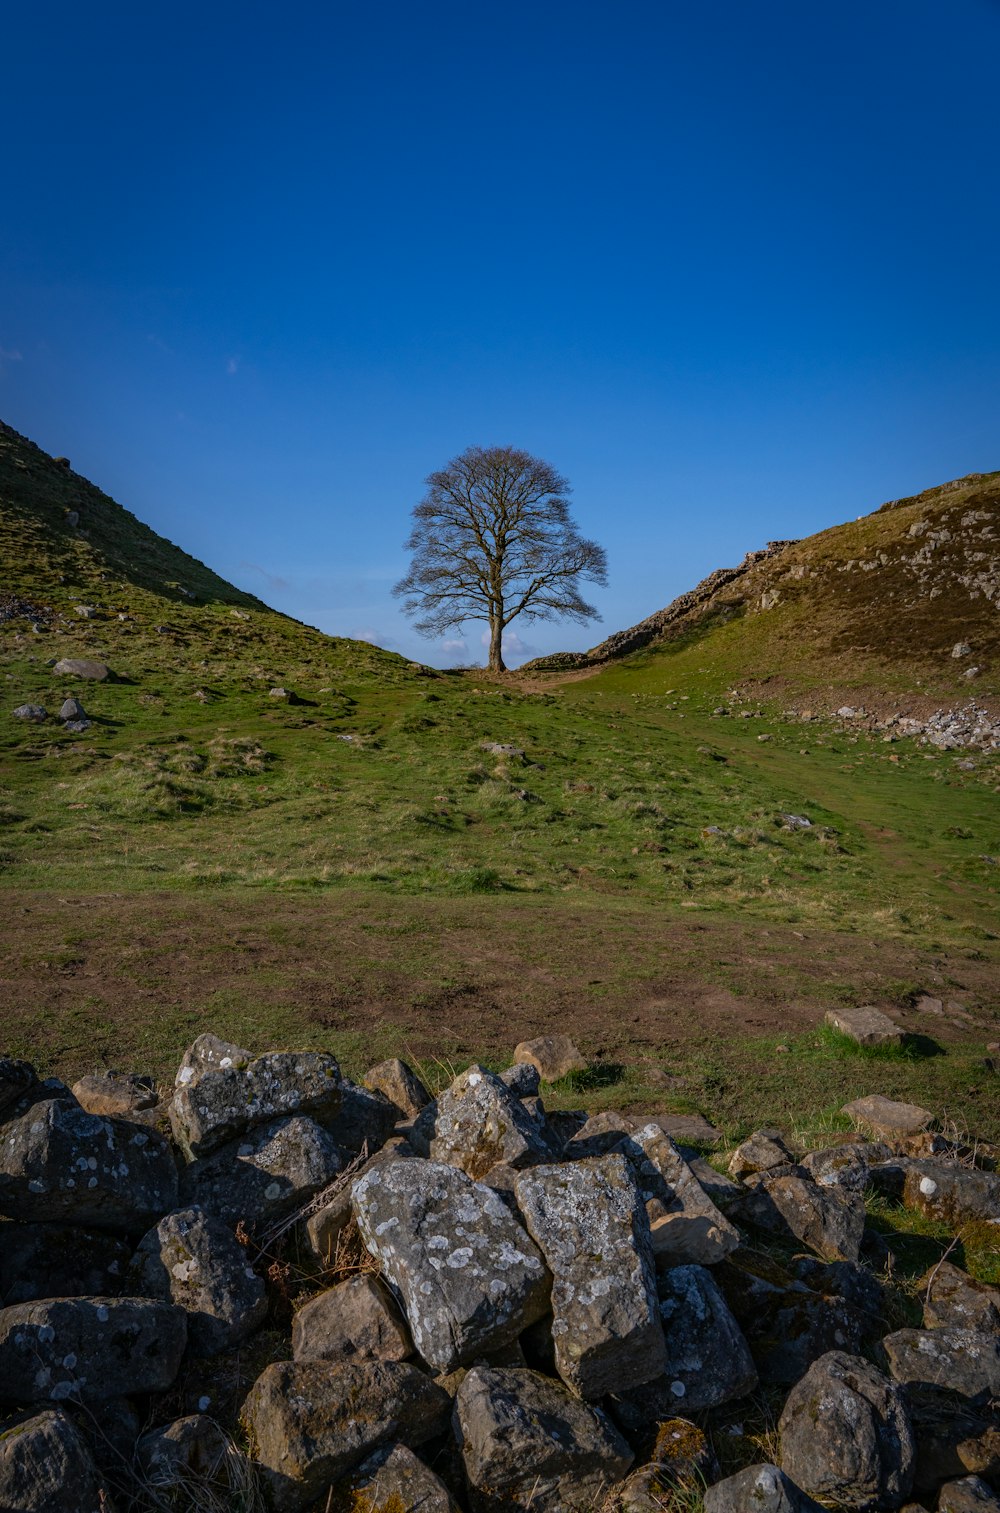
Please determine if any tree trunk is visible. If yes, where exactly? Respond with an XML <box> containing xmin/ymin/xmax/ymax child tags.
<box><xmin>488</xmin><ymin>617</ymin><xmax>506</xmax><ymax>673</ymax></box>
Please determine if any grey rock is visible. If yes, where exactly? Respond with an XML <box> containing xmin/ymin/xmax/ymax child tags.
<box><xmin>565</xmin><ymin>1110</ymin><xmax>640</xmax><ymax>1159</ymax></box>
<box><xmin>403</xmin><ymin>1099</ymin><xmax>438</xmax><ymax>1157</ymax></box>
<box><xmin>737</xmin><ymin>1170</ymin><xmax>865</xmax><ymax>1261</ymax></box>
<box><xmin>843</xmin><ymin>1094</ymin><xmax>934</xmax><ymax>1138</ymax></box>
<box><xmin>881</xmin><ymin>1327</ymin><xmax>1000</xmax><ymax>1403</ymax></box>
<box><xmin>514</xmin><ymin>1154</ymin><xmax>664</xmax><ymax>1399</ymax></box>
<box><xmin>0</xmin><ymin>1099</ymin><xmax>177</xmax><ymax>1231</ymax></box>
<box><xmin>729</xmin><ymin>1129</ymin><xmax>794</xmax><ymax>1179</ymax></box>
<box><xmin>364</xmin><ymin>1058</ymin><xmax>431</xmax><ymax>1120</ymax></box>
<box><xmin>939</xmin><ymin>1479</ymin><xmax>1000</xmax><ymax>1513</ymax></box>
<box><xmin>825</xmin><ymin>1005</ymin><xmax>904</xmax><ymax>1048</ymax></box>
<box><xmin>513</xmin><ymin>1035</ymin><xmax>586</xmax><ymax>1081</ymax></box>
<box><xmin>0</xmin><ymin>1296</ymin><xmax>186</xmax><ymax>1404</ymax></box>
<box><xmin>52</xmin><ymin>658</ymin><xmax>109</xmax><ymax>680</ymax></box>
<box><xmin>789</xmin><ymin>1256</ymin><xmax>885</xmax><ymax>1321</ymax></box>
<box><xmin>127</xmin><ymin>1204</ymin><xmax>267</xmax><ymax>1356</ymax></box>
<box><xmin>0</xmin><ymin>1409</ymin><xmax>106</xmax><ymax>1512</ymax></box>
<box><xmin>325</xmin><ymin>1079</ymin><xmax>397</xmax><ymax>1154</ymax></box>
<box><xmin>704</xmin><ymin>1464</ymin><xmax>825</xmax><ymax>1513</ymax></box>
<box><xmin>454</xmin><ymin>1365</ymin><xmax>633</xmax><ymax>1513</ymax></box>
<box><xmin>902</xmin><ymin>1161</ymin><xmax>1000</xmax><ymax>1225</ymax></box>
<box><xmin>180</xmin><ymin>1115</ymin><xmax>343</xmax><ymax>1228</ymax></box>
<box><xmin>499</xmin><ymin>1062</ymin><xmax>541</xmax><ymax>1097</ymax></box>
<box><xmin>0</xmin><ymin>1060</ymin><xmax>37</xmax><ymax>1119</ymax></box>
<box><xmin>292</xmin><ymin>1274</ymin><xmax>412</xmax><ymax>1363</ymax></box>
<box><xmin>169</xmin><ymin>1033</ymin><xmax>342</xmax><ymax>1159</ymax></box>
<box><xmin>610</xmin><ymin>1265</ymin><xmax>756</xmax><ymax>1426</ymax></box>
<box><xmin>243</xmin><ymin>1358</ymin><xmax>451</xmax><ymax>1513</ymax></box>
<box><xmin>63</xmin><ymin>719</ymin><xmax>91</xmax><ymax>732</ymax></box>
<box><xmin>920</xmin><ymin>1261</ymin><xmax>1000</xmax><ymax>1332</ymax></box>
<box><xmin>346</xmin><ymin>1443</ymin><xmax>461</xmax><ymax>1513</ymax></box>
<box><xmin>717</xmin><ymin>1252</ymin><xmax>866</xmax><ymax>1386</ymax></box>
<box><xmin>301</xmin><ymin>1139</ymin><xmax>410</xmax><ymax>1266</ymax></box>
<box><xmin>801</xmin><ymin>1142</ymin><xmax>874</xmax><ymax>1195</ymax></box>
<box><xmin>0</xmin><ymin>1222</ymin><xmax>131</xmax><ymax>1305</ymax></box>
<box><xmin>779</xmin><ymin>1350</ymin><xmax>915</xmax><ymax>1508</ymax></box>
<box><xmin>352</xmin><ymin>1158</ymin><xmax>550</xmax><ymax>1373</ymax></box>
<box><xmin>58</xmin><ymin>697</ymin><xmax>86</xmax><ymax>721</ymax></box>
<box><xmin>430</xmin><ymin>1065</ymin><xmax>550</xmax><ymax>1179</ymax></box>
<box><xmin>12</xmin><ymin>704</ymin><xmax>47</xmax><ymax>722</ymax></box>
<box><xmin>615</xmin><ymin>1123</ymin><xmax>740</xmax><ymax>1266</ymax></box>
<box><xmin>136</xmin><ymin>1413</ymin><xmax>231</xmax><ymax>1486</ymax></box>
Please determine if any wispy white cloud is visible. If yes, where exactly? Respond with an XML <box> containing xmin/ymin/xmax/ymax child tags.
<box><xmin>239</xmin><ymin>561</ymin><xmax>290</xmax><ymax>592</ymax></box>
<box><xmin>441</xmin><ymin>637</ymin><xmax>468</xmax><ymax>654</ymax></box>
<box><xmin>479</xmin><ymin>628</ymin><xmax>536</xmax><ymax>659</ymax></box>
<box><xmin>226</xmin><ymin>355</ymin><xmax>240</xmax><ymax>376</ymax></box>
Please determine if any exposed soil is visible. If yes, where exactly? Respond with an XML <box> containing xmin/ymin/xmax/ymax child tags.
<box><xmin>3</xmin><ymin>889</ymin><xmax>997</xmax><ymax>1087</ymax></box>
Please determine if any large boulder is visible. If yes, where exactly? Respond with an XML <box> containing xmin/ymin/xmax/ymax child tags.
<box><xmin>0</xmin><ymin>1221</ymin><xmax>131</xmax><ymax>1304</ymax></box>
<box><xmin>127</xmin><ymin>1204</ymin><xmax>267</xmax><ymax>1356</ymax></box>
<box><xmin>52</xmin><ymin>658</ymin><xmax>109</xmax><ymax>680</ymax></box>
<box><xmin>610</xmin><ymin>1265</ymin><xmax>756</xmax><ymax>1427</ymax></box>
<box><xmin>169</xmin><ymin>1033</ymin><xmax>342</xmax><ymax>1159</ymax></box>
<box><xmin>704</xmin><ymin>1465</ymin><xmax>825</xmax><ymax>1513</ymax></box>
<box><xmin>292</xmin><ymin>1274</ymin><xmax>412</xmax><ymax>1364</ymax></box>
<box><xmin>920</xmin><ymin>1261</ymin><xmax>1000</xmax><ymax>1332</ymax></box>
<box><xmin>737</xmin><ymin>1169</ymin><xmax>865</xmax><ymax>1262</ymax></box>
<box><xmin>180</xmin><ymin>1114</ymin><xmax>343</xmax><ymax>1228</ymax></box>
<box><xmin>613</xmin><ymin>1123</ymin><xmax>740</xmax><ymax>1267</ymax></box>
<box><xmin>454</xmin><ymin>1365</ymin><xmax>633</xmax><ymax>1513</ymax></box>
<box><xmin>429</xmin><ymin>1065</ymin><xmax>550</xmax><ymax>1179</ymax></box>
<box><xmin>0</xmin><ymin>1409</ymin><xmax>107</xmax><ymax>1512</ymax></box>
<box><xmin>0</xmin><ymin>1099</ymin><xmax>177</xmax><ymax>1231</ymax></box>
<box><xmin>778</xmin><ymin>1350</ymin><xmax>915</xmax><ymax>1508</ymax></box>
<box><xmin>242</xmin><ymin>1359</ymin><xmax>451</xmax><ymax>1513</ymax></box>
<box><xmin>0</xmin><ymin>1296</ymin><xmax>186</xmax><ymax>1404</ymax></box>
<box><xmin>880</xmin><ymin>1328</ymin><xmax>1000</xmax><ymax>1404</ymax></box>
<box><xmin>352</xmin><ymin>1158</ymin><xmax>550</xmax><ymax>1372</ymax></box>
<box><xmin>364</xmin><ymin>1059</ymin><xmax>431</xmax><ymax>1120</ymax></box>
<box><xmin>514</xmin><ymin>1154</ymin><xmax>664</xmax><ymax>1398</ymax></box>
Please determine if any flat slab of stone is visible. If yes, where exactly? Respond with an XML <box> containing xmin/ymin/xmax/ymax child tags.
<box><xmin>71</xmin><ymin>1072</ymin><xmax>159</xmax><ymax>1121</ymax></box>
<box><xmin>842</xmin><ymin>1094</ymin><xmax>934</xmax><ymax>1139</ymax></box>
<box><xmin>919</xmin><ymin>1261</ymin><xmax>1000</xmax><ymax>1332</ymax></box>
<box><xmin>454</xmin><ymin>1365</ymin><xmax>633</xmax><ymax>1513</ymax></box>
<box><xmin>825</xmin><ymin>1005</ymin><xmax>904</xmax><ymax>1048</ymax></box>
<box><xmin>881</xmin><ymin>1328</ymin><xmax>1000</xmax><ymax>1402</ymax></box>
<box><xmin>352</xmin><ymin>1157</ymin><xmax>550</xmax><ymax>1372</ymax></box>
<box><xmin>243</xmin><ymin>1359</ymin><xmax>451</xmax><ymax>1512</ymax></box>
<box><xmin>0</xmin><ymin>1296</ymin><xmax>186</xmax><ymax>1404</ymax></box>
<box><xmin>738</xmin><ymin>1171</ymin><xmax>865</xmax><ymax>1262</ymax></box>
<box><xmin>513</xmin><ymin>1035</ymin><xmax>586</xmax><ymax>1082</ymax></box>
<box><xmin>901</xmin><ymin>1160</ymin><xmax>1000</xmax><ymax>1227</ymax></box>
<box><xmin>52</xmin><ymin>658</ymin><xmax>109</xmax><ymax>680</ymax></box>
<box><xmin>514</xmin><ymin>1153</ymin><xmax>665</xmax><ymax>1399</ymax></box>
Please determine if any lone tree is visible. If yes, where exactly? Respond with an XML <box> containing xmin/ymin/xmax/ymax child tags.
<box><xmin>394</xmin><ymin>445</ymin><xmax>607</xmax><ymax>673</ymax></box>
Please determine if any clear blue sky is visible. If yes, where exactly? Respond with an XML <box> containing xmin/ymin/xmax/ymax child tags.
<box><xmin>3</xmin><ymin>2</ymin><xmax>998</xmax><ymax>665</ymax></box>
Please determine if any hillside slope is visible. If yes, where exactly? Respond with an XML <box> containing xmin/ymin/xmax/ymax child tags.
<box><xmin>525</xmin><ymin>472</ymin><xmax>999</xmax><ymax>706</ymax></box>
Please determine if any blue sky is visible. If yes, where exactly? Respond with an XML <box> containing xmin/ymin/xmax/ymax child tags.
<box><xmin>3</xmin><ymin>1</ymin><xmax>998</xmax><ymax>665</ymax></box>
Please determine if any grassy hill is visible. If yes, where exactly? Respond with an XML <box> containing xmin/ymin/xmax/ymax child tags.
<box><xmin>2</xmin><ymin>421</ymin><xmax>999</xmax><ymax>1137</ymax></box>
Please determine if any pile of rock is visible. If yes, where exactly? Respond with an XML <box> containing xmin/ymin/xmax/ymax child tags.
<box><xmin>1</xmin><ymin>1040</ymin><xmax>999</xmax><ymax>1512</ymax></box>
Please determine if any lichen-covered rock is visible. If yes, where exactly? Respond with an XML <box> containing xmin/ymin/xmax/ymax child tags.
<box><xmin>352</xmin><ymin>1158</ymin><xmax>550</xmax><ymax>1372</ymax></box>
<box><xmin>801</xmin><ymin>1142</ymin><xmax>875</xmax><ymax>1195</ymax></box>
<box><xmin>920</xmin><ymin>1261</ymin><xmax>1000</xmax><ymax>1332</ymax></box>
<box><xmin>728</xmin><ymin>1129</ymin><xmax>794</xmax><ymax>1179</ymax></box>
<box><xmin>499</xmin><ymin>1062</ymin><xmax>541</xmax><ymax>1098</ymax></box>
<box><xmin>0</xmin><ymin>1409</ymin><xmax>107</xmax><ymax>1512</ymax></box>
<box><xmin>737</xmin><ymin>1170</ymin><xmax>865</xmax><ymax>1262</ymax></box>
<box><xmin>513</xmin><ymin>1035</ymin><xmax>586</xmax><ymax>1081</ymax></box>
<box><xmin>325</xmin><ymin>1080</ymin><xmax>397</xmax><ymax>1155</ymax></box>
<box><xmin>0</xmin><ymin>1222</ymin><xmax>131</xmax><ymax>1305</ymax></box>
<box><xmin>180</xmin><ymin>1115</ymin><xmax>343</xmax><ymax>1228</ymax></box>
<box><xmin>938</xmin><ymin>1479</ymin><xmax>1000</xmax><ymax>1513</ymax></box>
<box><xmin>716</xmin><ymin>1251</ymin><xmax>865</xmax><ymax>1386</ymax></box>
<box><xmin>826</xmin><ymin>1005</ymin><xmax>904</xmax><ymax>1048</ymax></box>
<box><xmin>778</xmin><ymin>1350</ymin><xmax>915</xmax><ymax>1508</ymax></box>
<box><xmin>880</xmin><ymin>1327</ymin><xmax>1000</xmax><ymax>1404</ymax></box>
<box><xmin>429</xmin><ymin>1065</ymin><xmax>550</xmax><ymax>1179</ymax></box>
<box><xmin>902</xmin><ymin>1161</ymin><xmax>1000</xmax><ymax>1226</ymax></box>
<box><xmin>454</xmin><ymin>1365</ymin><xmax>633</xmax><ymax>1513</ymax></box>
<box><xmin>0</xmin><ymin>1059</ymin><xmax>36</xmax><ymax>1119</ymax></box>
<box><xmin>242</xmin><ymin>1359</ymin><xmax>451</xmax><ymax>1513</ymax></box>
<box><xmin>12</xmin><ymin>703</ymin><xmax>47</xmax><ymax>722</ymax></box>
<box><xmin>610</xmin><ymin>1265</ymin><xmax>756</xmax><ymax>1426</ymax></box>
<box><xmin>0</xmin><ymin>1099</ymin><xmax>178</xmax><ymax>1231</ymax></box>
<box><xmin>364</xmin><ymin>1059</ymin><xmax>431</xmax><ymax>1120</ymax></box>
<box><xmin>127</xmin><ymin>1204</ymin><xmax>267</xmax><ymax>1356</ymax></box>
<box><xmin>842</xmin><ymin>1094</ymin><xmax>934</xmax><ymax>1139</ymax></box>
<box><xmin>703</xmin><ymin>1465</ymin><xmax>825</xmax><ymax>1513</ymax></box>
<box><xmin>302</xmin><ymin>1140</ymin><xmax>410</xmax><ymax>1265</ymax></box>
<box><xmin>514</xmin><ymin>1154</ymin><xmax>665</xmax><ymax>1399</ymax></box>
<box><xmin>292</xmin><ymin>1274</ymin><xmax>412</xmax><ymax>1364</ymax></box>
<box><xmin>136</xmin><ymin>1413</ymin><xmax>231</xmax><ymax>1487</ymax></box>
<box><xmin>169</xmin><ymin>1033</ymin><xmax>342</xmax><ymax>1159</ymax></box>
<box><xmin>345</xmin><ymin>1443</ymin><xmax>461</xmax><ymax>1513</ymax></box>
<box><xmin>0</xmin><ymin>1296</ymin><xmax>186</xmax><ymax>1404</ymax></box>
<box><xmin>613</xmin><ymin>1123</ymin><xmax>740</xmax><ymax>1266</ymax></box>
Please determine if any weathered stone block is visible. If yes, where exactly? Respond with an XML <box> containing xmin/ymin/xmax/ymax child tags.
<box><xmin>180</xmin><ymin>1115</ymin><xmax>343</xmax><ymax>1228</ymax></box>
<box><xmin>0</xmin><ymin>1296</ymin><xmax>186</xmax><ymax>1404</ymax></box>
<box><xmin>292</xmin><ymin>1274</ymin><xmax>412</xmax><ymax>1364</ymax></box>
<box><xmin>430</xmin><ymin>1065</ymin><xmax>550</xmax><ymax>1179</ymax></box>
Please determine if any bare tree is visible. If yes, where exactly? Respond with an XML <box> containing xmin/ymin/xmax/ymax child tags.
<box><xmin>394</xmin><ymin>446</ymin><xmax>608</xmax><ymax>672</ymax></box>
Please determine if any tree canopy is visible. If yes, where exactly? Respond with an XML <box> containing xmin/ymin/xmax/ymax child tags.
<box><xmin>394</xmin><ymin>445</ymin><xmax>607</xmax><ymax>672</ymax></box>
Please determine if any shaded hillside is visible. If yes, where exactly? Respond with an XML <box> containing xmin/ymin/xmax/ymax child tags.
<box><xmin>524</xmin><ymin>473</ymin><xmax>999</xmax><ymax>702</ymax></box>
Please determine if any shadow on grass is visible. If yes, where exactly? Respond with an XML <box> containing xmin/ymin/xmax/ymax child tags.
<box><xmin>549</xmin><ymin>1062</ymin><xmax>627</xmax><ymax>1094</ymax></box>
<box><xmin>819</xmin><ymin>1024</ymin><xmax>944</xmax><ymax>1062</ymax></box>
